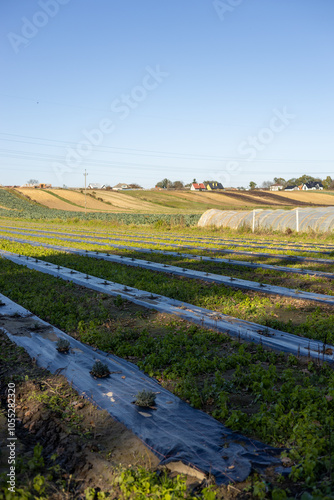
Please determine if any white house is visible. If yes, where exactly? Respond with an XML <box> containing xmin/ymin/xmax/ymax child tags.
<box><xmin>88</xmin><ymin>183</ymin><xmax>106</xmax><ymax>190</ymax></box>
<box><xmin>270</xmin><ymin>184</ymin><xmax>284</xmax><ymax>191</ymax></box>
<box><xmin>113</xmin><ymin>183</ymin><xmax>130</xmax><ymax>190</ymax></box>
<box><xmin>302</xmin><ymin>182</ymin><xmax>324</xmax><ymax>191</ymax></box>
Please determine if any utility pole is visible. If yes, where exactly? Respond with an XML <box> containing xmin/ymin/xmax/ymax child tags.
<box><xmin>83</xmin><ymin>169</ymin><xmax>88</xmax><ymax>215</ymax></box>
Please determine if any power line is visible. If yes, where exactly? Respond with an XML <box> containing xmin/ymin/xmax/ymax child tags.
<box><xmin>0</xmin><ymin>132</ymin><xmax>333</xmax><ymax>164</ymax></box>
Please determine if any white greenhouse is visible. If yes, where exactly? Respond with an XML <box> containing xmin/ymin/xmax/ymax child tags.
<box><xmin>198</xmin><ymin>207</ymin><xmax>334</xmax><ymax>232</ymax></box>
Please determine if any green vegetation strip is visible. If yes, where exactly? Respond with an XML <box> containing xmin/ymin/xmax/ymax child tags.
<box><xmin>2</xmin><ymin>234</ymin><xmax>334</xmax><ymax>299</ymax></box>
<box><xmin>3</xmin><ymin>235</ymin><xmax>334</xmax><ymax>306</ymax></box>
<box><xmin>0</xmin><ymin>257</ymin><xmax>333</xmax><ymax>497</ymax></box>
<box><xmin>2</xmin><ymin>224</ymin><xmax>333</xmax><ymax>260</ymax></box>
<box><xmin>1</xmin><ymin>239</ymin><xmax>334</xmax><ymax>347</ymax></box>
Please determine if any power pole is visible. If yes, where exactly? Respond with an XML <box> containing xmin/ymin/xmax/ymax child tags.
<box><xmin>83</xmin><ymin>169</ymin><xmax>88</xmax><ymax>215</ymax></box>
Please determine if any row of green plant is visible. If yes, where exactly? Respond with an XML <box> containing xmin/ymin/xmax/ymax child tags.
<box><xmin>1</xmin><ymin>230</ymin><xmax>334</xmax><ymax>299</ymax></box>
<box><xmin>0</xmin><ymin>260</ymin><xmax>333</xmax><ymax>497</ymax></box>
<box><xmin>9</xmin><ymin>221</ymin><xmax>334</xmax><ymax>259</ymax></box>
<box><xmin>1</xmin><ymin>239</ymin><xmax>334</xmax><ymax>346</ymax></box>
<box><xmin>2</xmin><ymin>223</ymin><xmax>334</xmax><ymax>277</ymax></box>
<box><xmin>3</xmin><ymin>215</ymin><xmax>334</xmax><ymax>244</ymax></box>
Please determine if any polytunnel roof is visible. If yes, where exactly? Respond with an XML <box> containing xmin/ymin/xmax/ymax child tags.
<box><xmin>198</xmin><ymin>207</ymin><xmax>334</xmax><ymax>232</ymax></box>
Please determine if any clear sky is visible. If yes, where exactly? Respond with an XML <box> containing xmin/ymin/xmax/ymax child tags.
<box><xmin>1</xmin><ymin>0</ymin><xmax>333</xmax><ymax>189</ymax></box>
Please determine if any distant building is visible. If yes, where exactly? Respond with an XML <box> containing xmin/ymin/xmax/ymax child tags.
<box><xmin>270</xmin><ymin>184</ymin><xmax>284</xmax><ymax>191</ymax></box>
<box><xmin>20</xmin><ymin>183</ymin><xmax>51</xmax><ymax>188</ymax></box>
<box><xmin>88</xmin><ymin>183</ymin><xmax>106</xmax><ymax>190</ymax></box>
<box><xmin>302</xmin><ymin>182</ymin><xmax>324</xmax><ymax>190</ymax></box>
<box><xmin>285</xmin><ymin>185</ymin><xmax>299</xmax><ymax>191</ymax></box>
<box><xmin>205</xmin><ymin>181</ymin><xmax>224</xmax><ymax>190</ymax></box>
<box><xmin>113</xmin><ymin>183</ymin><xmax>130</xmax><ymax>190</ymax></box>
<box><xmin>190</xmin><ymin>183</ymin><xmax>206</xmax><ymax>191</ymax></box>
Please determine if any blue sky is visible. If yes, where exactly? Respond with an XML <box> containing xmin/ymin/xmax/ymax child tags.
<box><xmin>1</xmin><ymin>0</ymin><xmax>333</xmax><ymax>189</ymax></box>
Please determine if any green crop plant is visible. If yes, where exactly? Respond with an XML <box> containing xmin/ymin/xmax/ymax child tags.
<box><xmin>56</xmin><ymin>338</ymin><xmax>70</xmax><ymax>353</ymax></box>
<box><xmin>134</xmin><ymin>389</ymin><xmax>156</xmax><ymax>407</ymax></box>
<box><xmin>90</xmin><ymin>360</ymin><xmax>110</xmax><ymax>378</ymax></box>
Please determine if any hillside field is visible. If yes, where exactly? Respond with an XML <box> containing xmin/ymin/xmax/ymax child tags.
<box><xmin>14</xmin><ymin>187</ymin><xmax>334</xmax><ymax>214</ymax></box>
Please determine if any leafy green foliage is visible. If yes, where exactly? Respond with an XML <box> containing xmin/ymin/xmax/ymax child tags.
<box><xmin>90</xmin><ymin>360</ymin><xmax>110</xmax><ymax>378</ymax></box>
<box><xmin>134</xmin><ymin>389</ymin><xmax>156</xmax><ymax>407</ymax></box>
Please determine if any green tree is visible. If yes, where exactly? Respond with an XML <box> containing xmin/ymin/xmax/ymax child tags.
<box><xmin>156</xmin><ymin>178</ymin><xmax>172</xmax><ymax>189</ymax></box>
<box><xmin>172</xmin><ymin>180</ymin><xmax>184</xmax><ymax>190</ymax></box>
<box><xmin>249</xmin><ymin>181</ymin><xmax>257</xmax><ymax>190</ymax></box>
<box><xmin>322</xmin><ymin>176</ymin><xmax>333</xmax><ymax>189</ymax></box>
<box><xmin>273</xmin><ymin>177</ymin><xmax>287</xmax><ymax>187</ymax></box>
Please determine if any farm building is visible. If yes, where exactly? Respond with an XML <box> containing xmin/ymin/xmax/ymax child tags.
<box><xmin>88</xmin><ymin>183</ymin><xmax>106</xmax><ymax>189</ymax></box>
<box><xmin>190</xmin><ymin>183</ymin><xmax>206</xmax><ymax>191</ymax></box>
<box><xmin>270</xmin><ymin>184</ymin><xmax>284</xmax><ymax>191</ymax></box>
<box><xmin>205</xmin><ymin>181</ymin><xmax>224</xmax><ymax>190</ymax></box>
<box><xmin>113</xmin><ymin>183</ymin><xmax>130</xmax><ymax>190</ymax></box>
<box><xmin>285</xmin><ymin>185</ymin><xmax>298</xmax><ymax>191</ymax></box>
<box><xmin>301</xmin><ymin>181</ymin><xmax>324</xmax><ymax>190</ymax></box>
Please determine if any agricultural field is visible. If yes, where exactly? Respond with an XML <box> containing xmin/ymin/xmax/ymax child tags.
<box><xmin>0</xmin><ymin>215</ymin><xmax>334</xmax><ymax>499</ymax></box>
<box><xmin>8</xmin><ymin>187</ymin><xmax>334</xmax><ymax>217</ymax></box>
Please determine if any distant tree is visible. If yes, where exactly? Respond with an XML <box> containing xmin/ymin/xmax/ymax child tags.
<box><xmin>156</xmin><ymin>178</ymin><xmax>172</xmax><ymax>189</ymax></box>
<box><xmin>260</xmin><ymin>180</ymin><xmax>273</xmax><ymax>189</ymax></box>
<box><xmin>128</xmin><ymin>183</ymin><xmax>143</xmax><ymax>189</ymax></box>
<box><xmin>192</xmin><ymin>178</ymin><xmax>197</xmax><ymax>183</ymax></box>
<box><xmin>27</xmin><ymin>179</ymin><xmax>39</xmax><ymax>185</ymax></box>
<box><xmin>322</xmin><ymin>176</ymin><xmax>333</xmax><ymax>189</ymax></box>
<box><xmin>273</xmin><ymin>177</ymin><xmax>287</xmax><ymax>187</ymax></box>
<box><xmin>294</xmin><ymin>175</ymin><xmax>316</xmax><ymax>186</ymax></box>
<box><xmin>172</xmin><ymin>180</ymin><xmax>184</xmax><ymax>190</ymax></box>
<box><xmin>249</xmin><ymin>181</ymin><xmax>257</xmax><ymax>190</ymax></box>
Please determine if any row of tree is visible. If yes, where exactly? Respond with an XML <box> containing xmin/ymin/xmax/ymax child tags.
<box><xmin>260</xmin><ymin>175</ymin><xmax>333</xmax><ymax>190</ymax></box>
<box><xmin>155</xmin><ymin>178</ymin><xmax>220</xmax><ymax>189</ymax></box>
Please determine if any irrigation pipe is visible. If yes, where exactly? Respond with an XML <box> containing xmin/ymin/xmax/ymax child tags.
<box><xmin>3</xmin><ymin>236</ymin><xmax>334</xmax><ymax>307</ymax></box>
<box><xmin>1</xmin><ymin>249</ymin><xmax>333</xmax><ymax>364</ymax></box>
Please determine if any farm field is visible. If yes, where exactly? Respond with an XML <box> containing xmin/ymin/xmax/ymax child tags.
<box><xmin>0</xmin><ymin>216</ymin><xmax>334</xmax><ymax>498</ymax></box>
<box><xmin>9</xmin><ymin>187</ymin><xmax>334</xmax><ymax>215</ymax></box>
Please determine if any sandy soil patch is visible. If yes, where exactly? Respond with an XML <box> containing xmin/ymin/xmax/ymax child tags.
<box><xmin>97</xmin><ymin>190</ymin><xmax>165</xmax><ymax>211</ymax></box>
<box><xmin>52</xmin><ymin>189</ymin><xmax>116</xmax><ymax>211</ymax></box>
<box><xmin>16</xmin><ymin>188</ymin><xmax>89</xmax><ymax>212</ymax></box>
